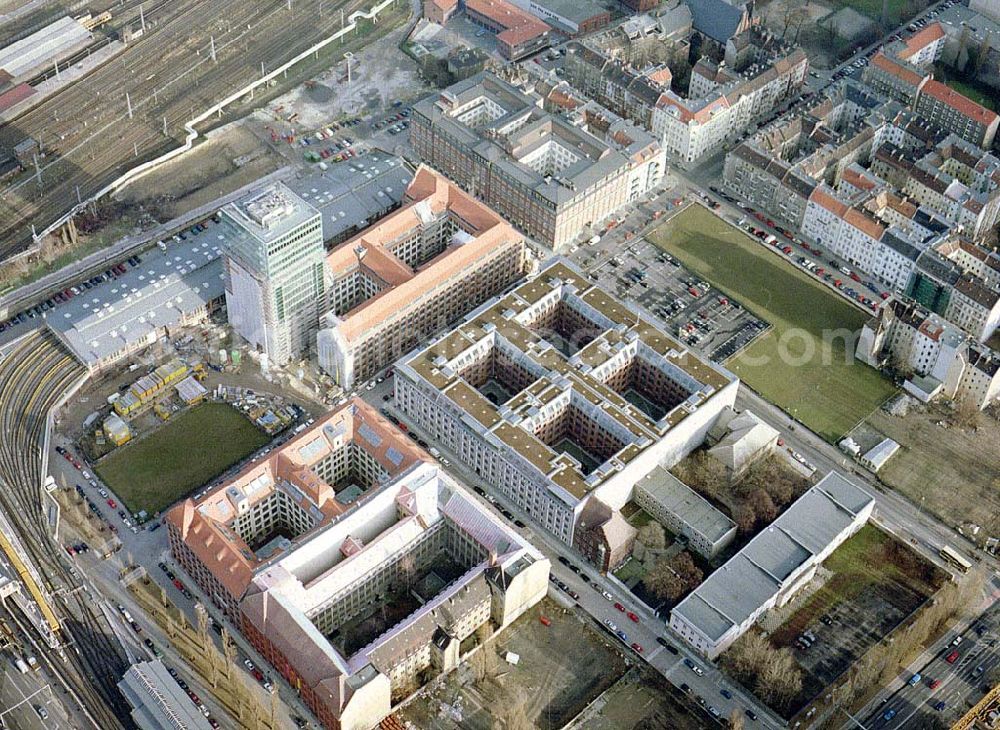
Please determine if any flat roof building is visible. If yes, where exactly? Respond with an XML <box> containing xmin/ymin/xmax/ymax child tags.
<box><xmin>393</xmin><ymin>259</ymin><xmax>739</xmax><ymax>554</ymax></box>
<box><xmin>634</xmin><ymin>467</ymin><xmax>736</xmax><ymax>558</ymax></box>
<box><xmin>47</xmin><ymin>234</ymin><xmax>225</xmax><ymax>373</ymax></box>
<box><xmin>316</xmin><ymin>166</ymin><xmax>528</xmax><ymax>389</ymax></box>
<box><xmin>166</xmin><ymin>399</ymin><xmax>548</xmax><ymax>730</ymax></box>
<box><xmin>464</xmin><ymin>0</ymin><xmax>551</xmax><ymax>61</ymax></box>
<box><xmin>0</xmin><ymin>16</ymin><xmax>92</xmax><ymax>81</ymax></box>
<box><xmin>220</xmin><ymin>183</ymin><xmax>326</xmax><ymax>366</ymax></box>
<box><xmin>410</xmin><ymin>72</ymin><xmax>666</xmax><ymax>249</ymax></box>
<box><xmin>285</xmin><ymin>153</ymin><xmax>412</xmax><ymax>248</ymax></box>
<box><xmin>670</xmin><ymin>472</ymin><xmax>874</xmax><ymax>659</ymax></box>
<box><xmin>118</xmin><ymin>660</ymin><xmax>214</xmax><ymax>730</ymax></box>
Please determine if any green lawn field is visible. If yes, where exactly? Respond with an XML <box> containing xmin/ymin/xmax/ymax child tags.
<box><xmin>96</xmin><ymin>402</ymin><xmax>269</xmax><ymax>515</ymax></box>
<box><xmin>648</xmin><ymin>206</ymin><xmax>897</xmax><ymax>442</ymax></box>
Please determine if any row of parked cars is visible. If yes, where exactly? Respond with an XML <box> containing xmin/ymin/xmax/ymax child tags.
<box><xmin>0</xmin><ymin>255</ymin><xmax>142</xmax><ymax>332</ymax></box>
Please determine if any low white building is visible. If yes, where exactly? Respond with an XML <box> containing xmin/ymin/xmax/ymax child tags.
<box><xmin>669</xmin><ymin>472</ymin><xmax>875</xmax><ymax>659</ymax></box>
<box><xmin>633</xmin><ymin>467</ymin><xmax>736</xmax><ymax>559</ymax></box>
<box><xmin>860</xmin><ymin>438</ymin><xmax>900</xmax><ymax>472</ymax></box>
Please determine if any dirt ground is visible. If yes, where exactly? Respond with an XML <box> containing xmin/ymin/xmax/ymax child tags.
<box><xmin>400</xmin><ymin>599</ymin><xmax>628</xmax><ymax>730</ymax></box>
<box><xmin>573</xmin><ymin>667</ymin><xmax>708</xmax><ymax>730</ymax></box>
<box><xmin>118</xmin><ymin>125</ymin><xmax>285</xmax><ymax>222</ymax></box>
<box><xmin>256</xmin><ymin>4</ymin><xmax>431</xmax><ymax>130</ymax></box>
<box><xmin>862</xmin><ymin>402</ymin><xmax>1000</xmax><ymax>537</ymax></box>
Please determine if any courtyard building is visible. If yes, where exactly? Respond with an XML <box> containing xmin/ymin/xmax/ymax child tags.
<box><xmin>410</xmin><ymin>72</ymin><xmax>665</xmax><ymax>250</ymax></box>
<box><xmin>166</xmin><ymin>399</ymin><xmax>549</xmax><ymax>730</ymax></box>
<box><xmin>316</xmin><ymin>166</ymin><xmax>528</xmax><ymax>390</ymax></box>
<box><xmin>392</xmin><ymin>259</ymin><xmax>739</xmax><ymax>561</ymax></box>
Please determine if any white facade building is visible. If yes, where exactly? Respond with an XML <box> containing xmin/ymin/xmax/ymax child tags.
<box><xmin>670</xmin><ymin>473</ymin><xmax>874</xmax><ymax>659</ymax></box>
<box><xmin>393</xmin><ymin>260</ymin><xmax>739</xmax><ymax>549</ymax></box>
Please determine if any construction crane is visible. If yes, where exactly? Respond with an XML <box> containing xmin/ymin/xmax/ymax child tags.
<box><xmin>952</xmin><ymin>681</ymin><xmax>1000</xmax><ymax>730</ymax></box>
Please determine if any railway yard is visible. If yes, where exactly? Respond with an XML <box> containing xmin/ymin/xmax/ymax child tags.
<box><xmin>0</xmin><ymin>0</ymin><xmax>999</xmax><ymax>726</ymax></box>
<box><xmin>0</xmin><ymin>331</ymin><xmax>131</xmax><ymax>728</ymax></box>
<box><xmin>0</xmin><ymin>0</ymin><xmax>398</xmax><ymax>262</ymax></box>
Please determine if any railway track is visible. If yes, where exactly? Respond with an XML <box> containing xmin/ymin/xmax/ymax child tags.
<box><xmin>0</xmin><ymin>0</ymin><xmax>373</xmax><ymax>260</ymax></box>
<box><xmin>0</xmin><ymin>331</ymin><xmax>131</xmax><ymax>728</ymax></box>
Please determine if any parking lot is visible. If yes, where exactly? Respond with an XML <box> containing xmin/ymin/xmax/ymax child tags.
<box><xmin>568</xmin><ymin>228</ymin><xmax>768</xmax><ymax>363</ymax></box>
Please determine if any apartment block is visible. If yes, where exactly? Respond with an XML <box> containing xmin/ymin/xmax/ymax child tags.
<box><xmin>857</xmin><ymin>297</ymin><xmax>1000</xmax><ymax>408</ymax></box>
<box><xmin>562</xmin><ymin>26</ymin><xmax>807</xmax><ymax>164</ymax></box>
<box><xmin>862</xmin><ymin>52</ymin><xmax>930</xmax><ymax>104</ymax></box>
<box><xmin>166</xmin><ymin>399</ymin><xmax>549</xmax><ymax>730</ymax></box>
<box><xmin>915</xmin><ymin>79</ymin><xmax>999</xmax><ymax>149</ymax></box>
<box><xmin>801</xmin><ymin>185</ymin><xmax>938</xmax><ymax>291</ymax></box>
<box><xmin>410</xmin><ymin>72</ymin><xmax>665</xmax><ymax>249</ymax></box>
<box><xmin>316</xmin><ymin>166</ymin><xmax>527</xmax><ymax>390</ymax></box>
<box><xmin>670</xmin><ymin>473</ymin><xmax>874</xmax><ymax>659</ymax></box>
<box><xmin>892</xmin><ymin>21</ymin><xmax>948</xmax><ymax>67</ymax></box>
<box><xmin>220</xmin><ymin>184</ymin><xmax>326</xmax><ymax>366</ymax></box>
<box><xmin>392</xmin><ymin>260</ymin><xmax>739</xmax><ymax>559</ymax></box>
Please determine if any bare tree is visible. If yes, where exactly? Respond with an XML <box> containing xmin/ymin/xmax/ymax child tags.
<box><xmin>721</xmin><ymin>631</ymin><xmax>803</xmax><ymax>713</ymax></box>
<box><xmin>643</xmin><ymin>557</ymin><xmax>686</xmax><ymax>602</ymax></box>
<box><xmin>747</xmin><ymin>488</ymin><xmax>777</xmax><ymax>526</ymax></box>
<box><xmin>953</xmin><ymin>396</ymin><xmax>981</xmax><ymax>430</ymax></box>
<box><xmin>644</xmin><ymin>551</ymin><xmax>703</xmax><ymax>602</ymax></box>
<box><xmin>735</xmin><ymin>504</ymin><xmax>756</xmax><ymax>535</ymax></box>
<box><xmin>729</xmin><ymin>708</ymin><xmax>746</xmax><ymax>730</ymax></box>
<box><xmin>636</xmin><ymin>521</ymin><xmax>666</xmax><ymax>552</ymax></box>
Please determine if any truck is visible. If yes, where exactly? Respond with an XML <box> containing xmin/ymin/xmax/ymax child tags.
<box><xmin>26</xmin><ymin>655</ymin><xmax>39</xmax><ymax>671</ymax></box>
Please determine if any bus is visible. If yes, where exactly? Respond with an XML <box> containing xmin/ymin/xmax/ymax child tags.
<box><xmin>939</xmin><ymin>545</ymin><xmax>972</xmax><ymax>574</ymax></box>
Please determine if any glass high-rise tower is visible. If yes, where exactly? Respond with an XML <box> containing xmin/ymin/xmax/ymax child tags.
<box><xmin>220</xmin><ymin>183</ymin><xmax>325</xmax><ymax>366</ymax></box>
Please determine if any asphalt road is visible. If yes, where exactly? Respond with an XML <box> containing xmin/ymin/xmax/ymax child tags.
<box><xmin>860</xmin><ymin>586</ymin><xmax>1000</xmax><ymax>729</ymax></box>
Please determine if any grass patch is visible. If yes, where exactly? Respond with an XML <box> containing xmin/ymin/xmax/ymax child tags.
<box><xmin>96</xmin><ymin>402</ymin><xmax>268</xmax><ymax>515</ymax></box>
<box><xmin>613</xmin><ymin>557</ymin><xmax>647</xmax><ymax>585</ymax></box>
<box><xmin>830</xmin><ymin>0</ymin><xmax>911</xmax><ymax>24</ymax></box>
<box><xmin>648</xmin><ymin>206</ymin><xmax>897</xmax><ymax>442</ymax></box>
<box><xmin>770</xmin><ymin>524</ymin><xmax>943</xmax><ymax>645</ymax></box>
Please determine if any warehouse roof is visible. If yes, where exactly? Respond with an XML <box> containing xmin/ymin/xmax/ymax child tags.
<box><xmin>118</xmin><ymin>660</ymin><xmax>214</xmax><ymax>730</ymax></box>
<box><xmin>286</xmin><ymin>153</ymin><xmax>412</xmax><ymax>242</ymax></box>
<box><xmin>671</xmin><ymin>472</ymin><xmax>873</xmax><ymax>642</ymax></box>
<box><xmin>48</xmin><ymin>235</ymin><xmax>224</xmax><ymax>368</ymax></box>
<box><xmin>0</xmin><ymin>16</ymin><xmax>92</xmax><ymax>79</ymax></box>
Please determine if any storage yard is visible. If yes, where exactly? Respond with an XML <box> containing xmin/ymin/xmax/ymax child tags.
<box><xmin>0</xmin><ymin>0</ymin><xmax>409</xmax><ymax>262</ymax></box>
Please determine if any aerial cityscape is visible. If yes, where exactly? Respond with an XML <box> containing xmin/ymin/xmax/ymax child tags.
<box><xmin>0</xmin><ymin>0</ymin><xmax>999</xmax><ymax>726</ymax></box>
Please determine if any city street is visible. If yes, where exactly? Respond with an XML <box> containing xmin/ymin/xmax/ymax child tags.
<box><xmin>857</xmin><ymin>582</ymin><xmax>1000</xmax><ymax>729</ymax></box>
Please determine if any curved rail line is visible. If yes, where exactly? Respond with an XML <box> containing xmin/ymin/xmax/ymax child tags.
<box><xmin>0</xmin><ymin>331</ymin><xmax>130</xmax><ymax>727</ymax></box>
